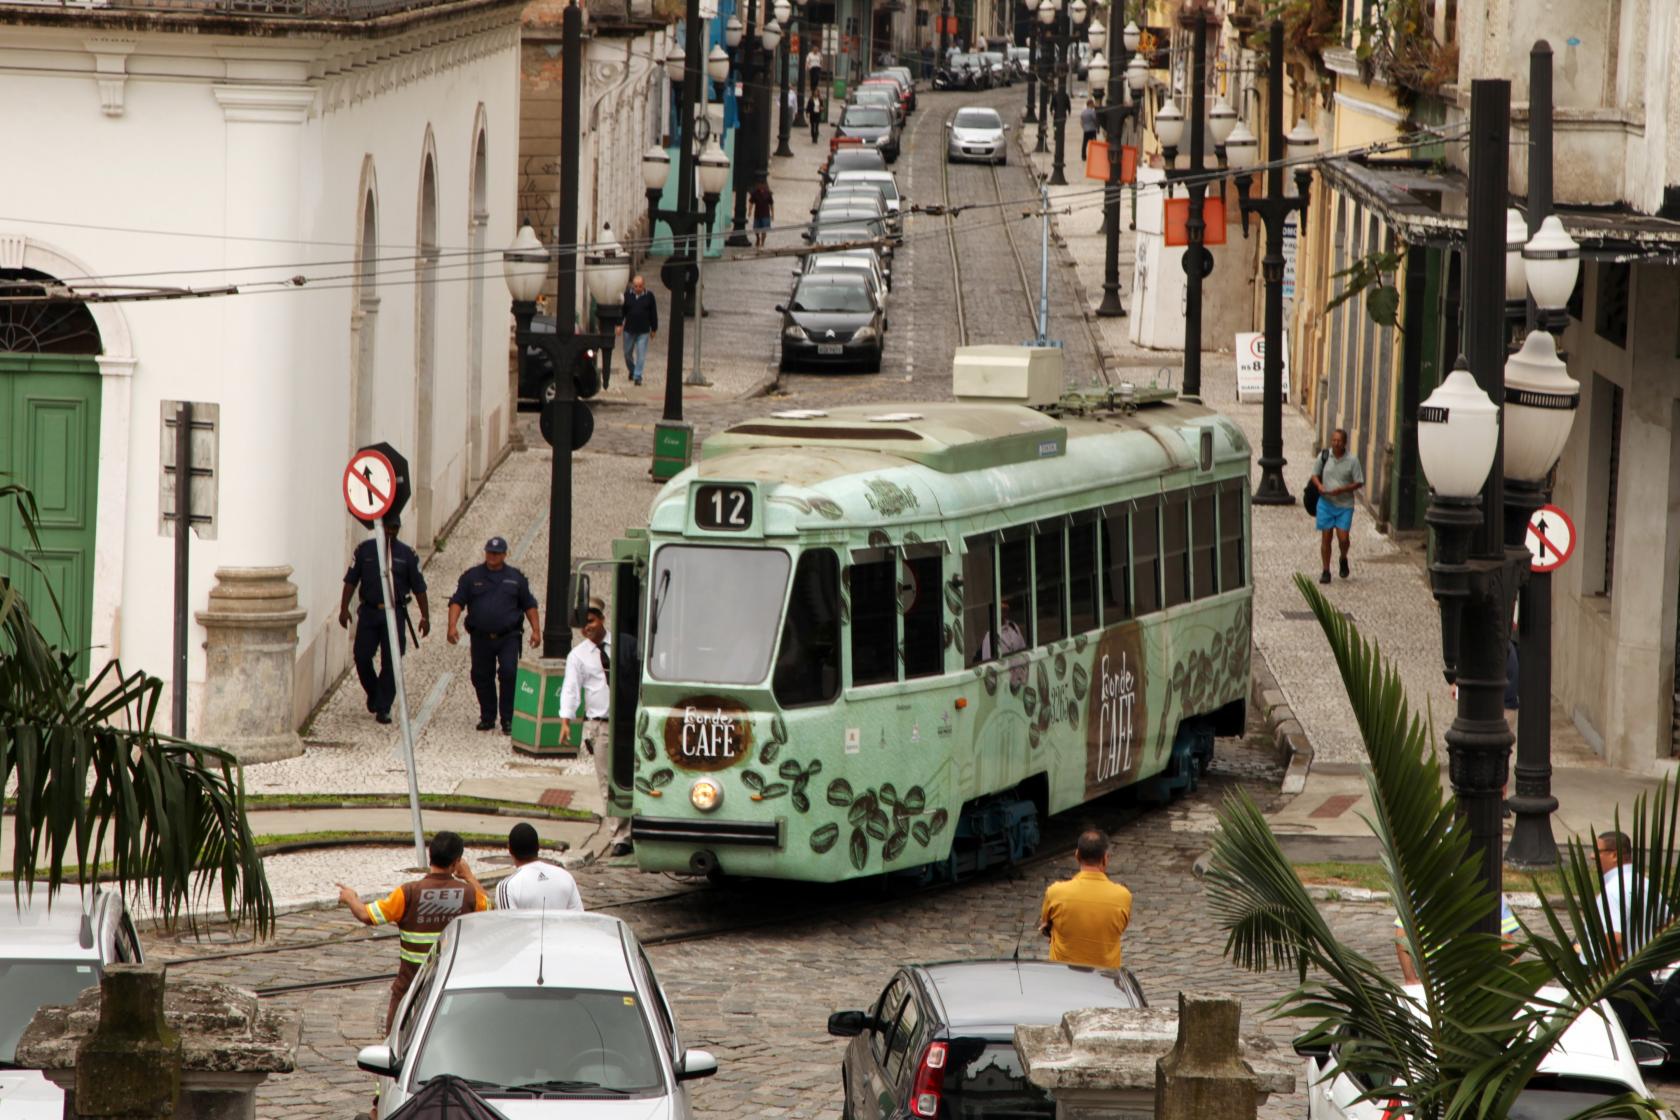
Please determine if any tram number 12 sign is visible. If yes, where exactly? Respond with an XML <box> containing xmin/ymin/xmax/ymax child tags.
<box><xmin>695</xmin><ymin>484</ymin><xmax>753</xmax><ymax>531</ymax></box>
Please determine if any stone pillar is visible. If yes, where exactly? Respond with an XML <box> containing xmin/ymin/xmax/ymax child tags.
<box><xmin>17</xmin><ymin>963</ymin><xmax>299</xmax><ymax>1120</ymax></box>
<box><xmin>195</xmin><ymin>566</ymin><xmax>307</xmax><ymax>762</ymax></box>
<box><xmin>1015</xmin><ymin>993</ymin><xmax>1295</xmax><ymax>1120</ymax></box>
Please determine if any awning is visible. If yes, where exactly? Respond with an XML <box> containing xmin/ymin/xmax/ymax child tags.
<box><xmin>1319</xmin><ymin>157</ymin><xmax>1680</xmax><ymax>263</ymax></box>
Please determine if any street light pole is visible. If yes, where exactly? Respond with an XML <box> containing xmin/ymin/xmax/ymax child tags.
<box><xmin>1178</xmin><ymin>0</ymin><xmax>1214</xmax><ymax>402</ymax></box>
<box><xmin>1235</xmin><ymin>19</ymin><xmax>1314</xmax><ymax>506</ymax></box>
<box><xmin>1024</xmin><ymin>3</ymin><xmax>1038</xmax><ymax>124</ymax></box>
<box><xmin>776</xmin><ymin>28</ymin><xmax>794</xmax><ymax>156</ymax></box>
<box><xmin>793</xmin><ymin>3</ymin><xmax>808</xmax><ymax>129</ymax></box>
<box><xmin>1047</xmin><ymin>0</ymin><xmax>1080</xmax><ymax>187</ymax></box>
<box><xmin>1095</xmin><ymin>7</ymin><xmax>1136</xmax><ymax>318</ymax></box>
<box><xmin>727</xmin><ymin>0</ymin><xmax>761</xmax><ymax>247</ymax></box>
<box><xmin>1036</xmin><ymin>16</ymin><xmax>1051</xmax><ymax>153</ymax></box>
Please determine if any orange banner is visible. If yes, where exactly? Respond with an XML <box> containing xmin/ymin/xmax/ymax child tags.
<box><xmin>1163</xmin><ymin>196</ymin><xmax>1227</xmax><ymax>246</ymax></box>
<box><xmin>1083</xmin><ymin>139</ymin><xmax>1137</xmax><ymax>184</ymax></box>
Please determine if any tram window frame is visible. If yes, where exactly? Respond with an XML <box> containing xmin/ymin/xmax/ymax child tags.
<box><xmin>773</xmin><ymin>548</ymin><xmax>842</xmax><ymax>708</ymax></box>
<box><xmin>1162</xmin><ymin>493</ymin><xmax>1191</xmax><ymax>608</ymax></box>
<box><xmin>1133</xmin><ymin>498</ymin><xmax>1162</xmax><ymax>616</ymax></box>
<box><xmin>903</xmin><ymin>550</ymin><xmax>945</xmax><ymax>680</ymax></box>
<box><xmin>1190</xmin><ymin>486</ymin><xmax>1217</xmax><ymax>599</ymax></box>
<box><xmin>1034</xmin><ymin>521</ymin><xmax>1067</xmax><ymax>646</ymax></box>
<box><xmin>997</xmin><ymin>530</ymin><xmax>1034</xmax><ymax>657</ymax></box>
<box><xmin>962</xmin><ymin>534</ymin><xmax>998</xmax><ymax>667</ymax></box>
<box><xmin>1219</xmin><ymin>481</ymin><xmax>1246</xmax><ymax>591</ymax></box>
<box><xmin>1101</xmin><ymin>505</ymin><xmax>1132</xmax><ymax>623</ymax></box>
<box><xmin>1068</xmin><ymin>514</ymin><xmax>1100</xmax><ymax>635</ymax></box>
<box><xmin>849</xmin><ymin>552</ymin><xmax>899</xmax><ymax>687</ymax></box>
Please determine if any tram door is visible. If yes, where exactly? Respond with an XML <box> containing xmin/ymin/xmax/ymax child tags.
<box><xmin>610</xmin><ymin>561</ymin><xmax>642</xmax><ymax>794</ymax></box>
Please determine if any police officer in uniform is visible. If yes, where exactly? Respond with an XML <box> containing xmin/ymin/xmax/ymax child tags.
<box><xmin>338</xmin><ymin>516</ymin><xmax>430</xmax><ymax>724</ymax></box>
<box><xmin>447</xmin><ymin>537</ymin><xmax>540</xmax><ymax>732</ymax></box>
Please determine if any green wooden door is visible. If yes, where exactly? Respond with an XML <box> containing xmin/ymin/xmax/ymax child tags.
<box><xmin>0</xmin><ymin>354</ymin><xmax>102</xmax><ymax>674</ymax></box>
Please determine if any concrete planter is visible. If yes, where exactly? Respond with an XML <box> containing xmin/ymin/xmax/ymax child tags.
<box><xmin>195</xmin><ymin>566</ymin><xmax>308</xmax><ymax>763</ymax></box>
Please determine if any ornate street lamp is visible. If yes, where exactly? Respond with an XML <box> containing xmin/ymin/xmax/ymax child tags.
<box><xmin>707</xmin><ymin>44</ymin><xmax>731</xmax><ymax>83</ymax></box>
<box><xmin>584</xmin><ymin>223</ymin><xmax>631</xmax><ymax>386</ymax></box>
<box><xmin>1095</xmin><ymin>0</ymin><xmax>1139</xmax><ymax>319</ymax></box>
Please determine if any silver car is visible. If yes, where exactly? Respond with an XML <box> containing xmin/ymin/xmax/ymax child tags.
<box><xmin>359</xmin><ymin>911</ymin><xmax>718</xmax><ymax>1118</ymax></box>
<box><xmin>0</xmin><ymin>886</ymin><xmax>144</xmax><ymax>1120</ymax></box>
<box><xmin>946</xmin><ymin>106</ymin><xmax>1008</xmax><ymax>164</ymax></box>
<box><xmin>830</xmin><ymin>169</ymin><xmax>903</xmax><ymax>231</ymax></box>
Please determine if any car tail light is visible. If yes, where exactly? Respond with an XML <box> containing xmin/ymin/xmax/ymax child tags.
<box><xmin>909</xmin><ymin>1041</ymin><xmax>947</xmax><ymax>1118</ymax></box>
<box><xmin>1380</xmin><ymin>1099</ymin><xmax>1405</xmax><ymax>1120</ymax></box>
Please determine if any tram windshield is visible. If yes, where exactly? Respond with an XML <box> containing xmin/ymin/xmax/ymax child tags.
<box><xmin>647</xmin><ymin>546</ymin><xmax>791</xmax><ymax>684</ymax></box>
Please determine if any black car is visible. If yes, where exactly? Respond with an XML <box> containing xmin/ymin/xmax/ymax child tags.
<box><xmin>777</xmin><ymin>273</ymin><xmax>885</xmax><ymax>373</ymax></box>
<box><xmin>828</xmin><ymin>960</ymin><xmax>1146</xmax><ymax>1119</ymax></box>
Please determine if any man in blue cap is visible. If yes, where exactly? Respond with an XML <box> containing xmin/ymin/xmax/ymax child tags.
<box><xmin>447</xmin><ymin>537</ymin><xmax>540</xmax><ymax>732</ymax></box>
<box><xmin>338</xmin><ymin>516</ymin><xmax>429</xmax><ymax>725</ymax></box>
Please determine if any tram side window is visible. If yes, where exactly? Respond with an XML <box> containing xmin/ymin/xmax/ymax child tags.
<box><xmin>997</xmin><ymin>536</ymin><xmax>1034</xmax><ymax>657</ymax></box>
<box><xmin>1191</xmin><ymin>489</ymin><xmax>1217</xmax><ymax>599</ymax></box>
<box><xmin>904</xmin><ymin>554</ymin><xmax>944</xmax><ymax>679</ymax></box>
<box><xmin>962</xmin><ymin>537</ymin><xmax>997</xmax><ymax>665</ymax></box>
<box><xmin>1162</xmin><ymin>496</ymin><xmax>1190</xmax><ymax>608</ymax></box>
<box><xmin>773</xmin><ymin>549</ymin><xmax>842</xmax><ymax>708</ymax></box>
<box><xmin>1220</xmin><ymin>483</ymin><xmax>1246</xmax><ymax>591</ymax></box>
<box><xmin>1102</xmin><ymin>510</ymin><xmax>1132</xmax><ymax>623</ymax></box>
<box><xmin>1133</xmin><ymin>499</ymin><xmax>1162</xmax><ymax>616</ymax></box>
<box><xmin>1034</xmin><ymin>525</ymin><xmax>1066</xmax><ymax>646</ymax></box>
<box><xmin>850</xmin><ymin>557</ymin><xmax>897</xmax><ymax>686</ymax></box>
<box><xmin>1068</xmin><ymin>520</ymin><xmax>1099</xmax><ymax>635</ymax></box>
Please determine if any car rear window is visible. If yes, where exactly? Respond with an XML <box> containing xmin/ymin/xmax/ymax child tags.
<box><xmin>844</xmin><ymin>107</ymin><xmax>891</xmax><ymax>128</ymax></box>
<box><xmin>943</xmin><ymin>1041</ymin><xmax>1054</xmax><ymax>1118</ymax></box>
<box><xmin>955</xmin><ymin>109</ymin><xmax>1000</xmax><ymax>129</ymax></box>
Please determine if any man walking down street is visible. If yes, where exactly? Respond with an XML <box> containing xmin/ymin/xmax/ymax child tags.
<box><xmin>1310</xmin><ymin>427</ymin><xmax>1364</xmax><ymax>584</ymax></box>
<box><xmin>806</xmin><ymin>93</ymin><xmax>823</xmax><ymax>144</ymax></box>
<box><xmin>337</xmin><ymin>830</ymin><xmax>487</xmax><ymax>1029</ymax></box>
<box><xmin>560</xmin><ymin>606</ymin><xmax>630</xmax><ymax>857</ymax></box>
<box><xmin>495</xmin><ymin>823</ymin><xmax>584</xmax><ymax>911</ymax></box>
<box><xmin>338</xmin><ymin>516</ymin><xmax>429</xmax><ymax>725</ymax></box>
<box><xmin>1080</xmin><ymin>97</ymin><xmax>1099</xmax><ymax>159</ymax></box>
<box><xmin>1038</xmin><ymin>829</ymin><xmax>1133</xmax><ymax>968</ymax></box>
<box><xmin>617</xmin><ymin>275</ymin><xmax>657</xmax><ymax>387</ymax></box>
<box><xmin>749</xmin><ymin>176</ymin><xmax>775</xmax><ymax>250</ymax></box>
<box><xmin>447</xmin><ymin>537</ymin><xmax>540</xmax><ymax>733</ymax></box>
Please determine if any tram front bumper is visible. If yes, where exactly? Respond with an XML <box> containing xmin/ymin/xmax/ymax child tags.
<box><xmin>631</xmin><ymin>816</ymin><xmax>782</xmax><ymax>847</ymax></box>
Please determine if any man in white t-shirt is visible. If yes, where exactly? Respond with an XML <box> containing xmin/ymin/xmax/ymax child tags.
<box><xmin>495</xmin><ymin>823</ymin><xmax>584</xmax><ymax>911</ymax></box>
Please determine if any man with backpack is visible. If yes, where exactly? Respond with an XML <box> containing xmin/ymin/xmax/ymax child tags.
<box><xmin>1309</xmin><ymin>427</ymin><xmax>1364</xmax><ymax>584</ymax></box>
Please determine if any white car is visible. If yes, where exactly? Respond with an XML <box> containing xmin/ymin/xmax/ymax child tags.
<box><xmin>0</xmin><ymin>885</ymin><xmax>145</xmax><ymax>1120</ymax></box>
<box><xmin>829</xmin><ymin>169</ymin><xmax>903</xmax><ymax>233</ymax></box>
<box><xmin>946</xmin><ymin>107</ymin><xmax>1007</xmax><ymax>165</ymax></box>
<box><xmin>1301</xmin><ymin>985</ymin><xmax>1666</xmax><ymax>1120</ymax></box>
<box><xmin>358</xmin><ymin>911</ymin><xmax>717</xmax><ymax>1118</ymax></box>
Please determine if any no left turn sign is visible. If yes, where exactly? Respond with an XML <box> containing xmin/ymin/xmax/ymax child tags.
<box><xmin>344</xmin><ymin>449</ymin><xmax>397</xmax><ymax>522</ymax></box>
<box><xmin>1525</xmin><ymin>504</ymin><xmax>1575</xmax><ymax>574</ymax></box>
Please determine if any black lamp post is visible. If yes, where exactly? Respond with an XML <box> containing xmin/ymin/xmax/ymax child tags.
<box><xmin>772</xmin><ymin>0</ymin><xmax>794</xmax><ymax>158</ymax></box>
<box><xmin>1232</xmin><ymin>18</ymin><xmax>1318</xmax><ymax>505</ymax></box>
<box><xmin>1093</xmin><ymin>8</ymin><xmax>1139</xmax><ymax>318</ymax></box>
<box><xmin>1023</xmin><ymin>1</ymin><xmax>1038</xmax><ymax>124</ymax></box>
<box><xmin>1035</xmin><ymin>8</ymin><xmax>1051</xmax><ymax>153</ymax></box>
<box><xmin>726</xmin><ymin>0</ymin><xmax>765</xmax><ymax>248</ymax></box>
<box><xmin>1418</xmin><ymin>77</ymin><xmax>1580</xmax><ymax>933</ymax></box>
<box><xmin>585</xmin><ymin>224</ymin><xmax>629</xmax><ymax>389</ymax></box>
<box><xmin>791</xmin><ymin>0</ymin><xmax>807</xmax><ymax>129</ymax></box>
<box><xmin>1034</xmin><ymin>0</ymin><xmax>1087</xmax><ymax>187</ymax></box>
<box><xmin>641</xmin><ymin>20</ymin><xmax>730</xmax><ymax>477</ymax></box>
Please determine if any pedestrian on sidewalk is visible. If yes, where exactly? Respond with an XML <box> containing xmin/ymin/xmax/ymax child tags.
<box><xmin>446</xmin><ymin>537</ymin><xmax>540</xmax><ymax>733</ymax></box>
<box><xmin>1080</xmin><ymin>97</ymin><xmax>1098</xmax><ymax>159</ymax></box>
<box><xmin>338</xmin><ymin>516</ymin><xmax>430</xmax><ymax>726</ymax></box>
<box><xmin>559</xmin><ymin>606</ymin><xmax>631</xmax><ymax>857</ymax></box>
<box><xmin>749</xmin><ymin>176</ymin><xmax>775</xmax><ymax>250</ymax></box>
<box><xmin>495</xmin><ymin>823</ymin><xmax>584</xmax><ymax>911</ymax></box>
<box><xmin>1309</xmin><ymin>428</ymin><xmax>1364</xmax><ymax>583</ymax></box>
<box><xmin>337</xmin><ymin>831</ymin><xmax>487</xmax><ymax>1029</ymax></box>
<box><xmin>1038</xmin><ymin>829</ymin><xmax>1133</xmax><ymax>968</ymax></box>
<box><xmin>806</xmin><ymin>93</ymin><xmax>823</xmax><ymax>143</ymax></box>
<box><xmin>617</xmin><ymin>274</ymin><xmax>657</xmax><ymax>386</ymax></box>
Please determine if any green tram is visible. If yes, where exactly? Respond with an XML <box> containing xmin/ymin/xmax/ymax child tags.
<box><xmin>593</xmin><ymin>387</ymin><xmax>1253</xmax><ymax>882</ymax></box>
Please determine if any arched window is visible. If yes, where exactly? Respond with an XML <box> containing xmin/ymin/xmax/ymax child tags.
<box><xmin>0</xmin><ymin>269</ymin><xmax>102</xmax><ymax>355</ymax></box>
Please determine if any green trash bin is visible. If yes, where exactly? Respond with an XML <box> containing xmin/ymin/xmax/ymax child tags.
<box><xmin>510</xmin><ymin>658</ymin><xmax>584</xmax><ymax>757</ymax></box>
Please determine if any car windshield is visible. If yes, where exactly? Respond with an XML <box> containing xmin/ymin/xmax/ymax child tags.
<box><xmin>1507</xmin><ymin>1076</ymin><xmax>1639</xmax><ymax>1120</ymax></box>
<box><xmin>792</xmin><ymin>280</ymin><xmax>873</xmax><ymax>313</ymax></box>
<box><xmin>944</xmin><ymin>1041</ymin><xmax>1054</xmax><ymax>1118</ymax></box>
<box><xmin>814</xmin><ymin>225</ymin><xmax>875</xmax><ymax>244</ymax></box>
<box><xmin>955</xmin><ymin>109</ymin><xmax>1002</xmax><ymax>129</ymax></box>
<box><xmin>837</xmin><ymin>176</ymin><xmax>898</xmax><ymax>202</ymax></box>
<box><xmin>410</xmin><ymin>988</ymin><xmax>663</xmax><ymax>1098</ymax></box>
<box><xmin>831</xmin><ymin>152</ymin><xmax>885</xmax><ymax>172</ymax></box>
<box><xmin>648</xmin><ymin>546</ymin><xmax>791</xmax><ymax>684</ymax></box>
<box><xmin>843</xmin><ymin>107</ymin><xmax>890</xmax><ymax>128</ymax></box>
<box><xmin>0</xmin><ymin>959</ymin><xmax>100</xmax><ymax>1062</ymax></box>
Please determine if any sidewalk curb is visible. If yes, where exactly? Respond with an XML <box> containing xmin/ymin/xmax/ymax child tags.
<box><xmin>1251</xmin><ymin>652</ymin><xmax>1313</xmax><ymax>794</ymax></box>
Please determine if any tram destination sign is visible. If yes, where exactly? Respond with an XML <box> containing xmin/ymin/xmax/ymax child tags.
<box><xmin>695</xmin><ymin>484</ymin><xmax>754</xmax><ymax>531</ymax></box>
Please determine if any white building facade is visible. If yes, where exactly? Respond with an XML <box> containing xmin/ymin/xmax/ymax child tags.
<box><xmin>0</xmin><ymin>0</ymin><xmax>524</xmax><ymax>735</ymax></box>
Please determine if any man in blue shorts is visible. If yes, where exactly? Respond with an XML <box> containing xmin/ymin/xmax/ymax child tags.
<box><xmin>1311</xmin><ymin>427</ymin><xmax>1363</xmax><ymax>584</ymax></box>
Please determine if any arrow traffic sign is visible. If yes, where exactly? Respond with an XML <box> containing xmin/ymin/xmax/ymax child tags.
<box><xmin>1525</xmin><ymin>503</ymin><xmax>1576</xmax><ymax>574</ymax></box>
<box><xmin>344</xmin><ymin>449</ymin><xmax>396</xmax><ymax>522</ymax></box>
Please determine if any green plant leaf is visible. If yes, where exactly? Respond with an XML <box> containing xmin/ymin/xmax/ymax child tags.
<box><xmin>1367</xmin><ymin>285</ymin><xmax>1400</xmax><ymax>328</ymax></box>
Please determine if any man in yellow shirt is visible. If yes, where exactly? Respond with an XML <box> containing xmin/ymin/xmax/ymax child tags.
<box><xmin>1038</xmin><ymin>829</ymin><xmax>1133</xmax><ymax>968</ymax></box>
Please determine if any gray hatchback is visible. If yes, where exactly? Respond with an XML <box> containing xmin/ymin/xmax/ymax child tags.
<box><xmin>828</xmin><ymin>959</ymin><xmax>1146</xmax><ymax>1119</ymax></box>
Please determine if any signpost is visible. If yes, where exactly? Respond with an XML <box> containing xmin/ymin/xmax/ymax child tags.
<box><xmin>1525</xmin><ymin>504</ymin><xmax>1575</xmax><ymax>573</ymax></box>
<box><xmin>1235</xmin><ymin>330</ymin><xmax>1289</xmax><ymax>404</ymax></box>
<box><xmin>344</xmin><ymin>443</ymin><xmax>426</xmax><ymax>869</ymax></box>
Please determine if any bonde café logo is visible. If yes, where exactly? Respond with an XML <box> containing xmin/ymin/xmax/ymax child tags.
<box><xmin>663</xmin><ymin>695</ymin><xmax>754</xmax><ymax>772</ymax></box>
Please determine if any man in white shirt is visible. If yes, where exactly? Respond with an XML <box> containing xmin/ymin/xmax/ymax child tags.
<box><xmin>494</xmin><ymin>823</ymin><xmax>584</xmax><ymax>911</ymax></box>
<box><xmin>561</xmin><ymin>606</ymin><xmax>628</xmax><ymax>856</ymax></box>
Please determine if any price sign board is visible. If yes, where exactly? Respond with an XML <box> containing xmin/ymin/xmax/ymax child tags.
<box><xmin>1525</xmin><ymin>504</ymin><xmax>1575</xmax><ymax>573</ymax></box>
<box><xmin>1234</xmin><ymin>331</ymin><xmax>1289</xmax><ymax>404</ymax></box>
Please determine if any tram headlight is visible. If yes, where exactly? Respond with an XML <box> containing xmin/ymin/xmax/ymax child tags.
<box><xmin>690</xmin><ymin>778</ymin><xmax>724</xmax><ymax>812</ymax></box>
